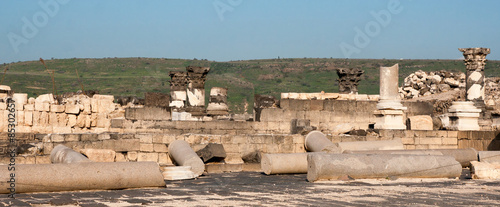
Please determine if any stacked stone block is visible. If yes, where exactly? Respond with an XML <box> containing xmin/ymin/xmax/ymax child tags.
<box><xmin>0</xmin><ymin>93</ymin><xmax>120</xmax><ymax>134</ymax></box>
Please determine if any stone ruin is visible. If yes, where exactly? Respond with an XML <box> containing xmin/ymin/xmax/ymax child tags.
<box><xmin>1</xmin><ymin>50</ymin><xmax>500</xmax><ymax>194</ymax></box>
<box><xmin>336</xmin><ymin>68</ymin><xmax>364</xmax><ymax>94</ymax></box>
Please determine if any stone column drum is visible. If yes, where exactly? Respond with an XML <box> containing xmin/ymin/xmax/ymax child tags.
<box><xmin>374</xmin><ymin>64</ymin><xmax>407</xmax><ymax>129</ymax></box>
<box><xmin>186</xmin><ymin>66</ymin><xmax>210</xmax><ymax>115</ymax></box>
<box><xmin>50</xmin><ymin>144</ymin><xmax>91</xmax><ymax>164</ymax></box>
<box><xmin>0</xmin><ymin>162</ymin><xmax>165</xmax><ymax>193</ymax></box>
<box><xmin>261</xmin><ymin>153</ymin><xmax>309</xmax><ymax>175</ymax></box>
<box><xmin>459</xmin><ymin>48</ymin><xmax>490</xmax><ymax>102</ymax></box>
<box><xmin>307</xmin><ymin>153</ymin><xmax>462</xmax><ymax>182</ymax></box>
<box><xmin>207</xmin><ymin>87</ymin><xmax>229</xmax><ymax>115</ymax></box>
<box><xmin>168</xmin><ymin>140</ymin><xmax>205</xmax><ymax>177</ymax></box>
<box><xmin>304</xmin><ymin>131</ymin><xmax>341</xmax><ymax>153</ymax></box>
<box><xmin>169</xmin><ymin>71</ymin><xmax>188</xmax><ymax>110</ymax></box>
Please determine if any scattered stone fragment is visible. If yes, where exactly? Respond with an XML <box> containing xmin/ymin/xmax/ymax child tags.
<box><xmin>196</xmin><ymin>143</ymin><xmax>227</xmax><ymax>163</ymax></box>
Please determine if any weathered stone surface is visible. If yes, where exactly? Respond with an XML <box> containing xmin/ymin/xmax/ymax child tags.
<box><xmin>307</xmin><ymin>153</ymin><xmax>462</xmax><ymax>182</ymax></box>
<box><xmin>125</xmin><ymin>107</ymin><xmax>171</xmax><ymax>121</ymax></box>
<box><xmin>261</xmin><ymin>153</ymin><xmax>309</xmax><ymax>175</ymax></box>
<box><xmin>0</xmin><ymin>162</ymin><xmax>165</xmax><ymax>193</ymax></box>
<box><xmin>65</xmin><ymin>104</ymin><xmax>80</xmax><ymax>114</ymax></box>
<box><xmin>478</xmin><ymin>151</ymin><xmax>500</xmax><ymax>165</ymax></box>
<box><xmin>162</xmin><ymin>166</ymin><xmax>196</xmax><ymax>180</ymax></box>
<box><xmin>50</xmin><ymin>144</ymin><xmax>91</xmax><ymax>164</ymax></box>
<box><xmin>407</xmin><ymin>115</ymin><xmax>433</xmax><ymax>130</ymax></box>
<box><xmin>459</xmin><ymin>47</ymin><xmax>490</xmax><ymax>102</ymax></box>
<box><xmin>448</xmin><ymin>101</ymin><xmax>481</xmax><ymax>131</ymax></box>
<box><xmin>80</xmin><ymin>149</ymin><xmax>116</xmax><ymax>162</ymax></box>
<box><xmin>304</xmin><ymin>131</ymin><xmax>341</xmax><ymax>153</ymax></box>
<box><xmin>335</xmin><ymin>139</ymin><xmax>404</xmax><ymax>152</ymax></box>
<box><xmin>196</xmin><ymin>143</ymin><xmax>227</xmax><ymax>163</ymax></box>
<box><xmin>169</xmin><ymin>140</ymin><xmax>205</xmax><ymax>176</ymax></box>
<box><xmin>470</xmin><ymin>161</ymin><xmax>500</xmax><ymax>180</ymax></box>
<box><xmin>336</xmin><ymin>68</ymin><xmax>364</xmax><ymax>94</ymax></box>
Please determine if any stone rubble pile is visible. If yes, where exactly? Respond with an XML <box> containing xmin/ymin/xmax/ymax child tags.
<box><xmin>399</xmin><ymin>70</ymin><xmax>465</xmax><ymax>99</ymax></box>
<box><xmin>485</xmin><ymin>77</ymin><xmax>500</xmax><ymax>110</ymax></box>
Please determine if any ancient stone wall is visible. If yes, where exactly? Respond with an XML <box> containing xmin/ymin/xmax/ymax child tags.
<box><xmin>2</xmin><ymin>130</ymin><xmax>498</xmax><ymax>165</ymax></box>
<box><xmin>0</xmin><ymin>93</ymin><xmax>124</xmax><ymax>134</ymax></box>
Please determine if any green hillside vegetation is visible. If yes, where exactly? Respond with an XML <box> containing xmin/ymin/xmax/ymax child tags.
<box><xmin>2</xmin><ymin>58</ymin><xmax>500</xmax><ymax>113</ymax></box>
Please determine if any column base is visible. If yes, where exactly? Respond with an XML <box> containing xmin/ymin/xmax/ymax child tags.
<box><xmin>448</xmin><ymin>101</ymin><xmax>481</xmax><ymax>131</ymax></box>
<box><xmin>374</xmin><ymin>109</ymin><xmax>406</xmax><ymax>130</ymax></box>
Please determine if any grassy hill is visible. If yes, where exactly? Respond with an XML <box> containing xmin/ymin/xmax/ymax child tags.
<box><xmin>2</xmin><ymin>58</ymin><xmax>500</xmax><ymax>113</ymax></box>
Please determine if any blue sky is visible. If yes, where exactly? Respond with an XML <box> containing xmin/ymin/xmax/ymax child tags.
<box><xmin>1</xmin><ymin>0</ymin><xmax>499</xmax><ymax>64</ymax></box>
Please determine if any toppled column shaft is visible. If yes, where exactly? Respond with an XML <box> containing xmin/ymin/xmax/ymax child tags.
<box><xmin>168</xmin><ymin>140</ymin><xmax>205</xmax><ymax>176</ymax></box>
<box><xmin>261</xmin><ymin>153</ymin><xmax>309</xmax><ymax>175</ymax></box>
<box><xmin>50</xmin><ymin>144</ymin><xmax>91</xmax><ymax>164</ymax></box>
<box><xmin>0</xmin><ymin>162</ymin><xmax>165</xmax><ymax>193</ymax></box>
<box><xmin>307</xmin><ymin>153</ymin><xmax>462</xmax><ymax>182</ymax></box>
<box><xmin>335</xmin><ymin>139</ymin><xmax>404</xmax><ymax>152</ymax></box>
<box><xmin>304</xmin><ymin>131</ymin><xmax>341</xmax><ymax>153</ymax></box>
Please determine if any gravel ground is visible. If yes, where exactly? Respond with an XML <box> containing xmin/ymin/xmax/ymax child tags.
<box><xmin>1</xmin><ymin>172</ymin><xmax>499</xmax><ymax>206</ymax></box>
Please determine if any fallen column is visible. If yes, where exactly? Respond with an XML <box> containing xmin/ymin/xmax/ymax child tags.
<box><xmin>430</xmin><ymin>148</ymin><xmax>478</xmax><ymax>167</ymax></box>
<box><xmin>261</xmin><ymin>153</ymin><xmax>310</xmax><ymax>175</ymax></box>
<box><xmin>335</xmin><ymin>139</ymin><xmax>404</xmax><ymax>152</ymax></box>
<box><xmin>168</xmin><ymin>140</ymin><xmax>205</xmax><ymax>177</ymax></box>
<box><xmin>50</xmin><ymin>144</ymin><xmax>91</xmax><ymax>164</ymax></box>
<box><xmin>0</xmin><ymin>162</ymin><xmax>165</xmax><ymax>194</ymax></box>
<box><xmin>478</xmin><ymin>151</ymin><xmax>500</xmax><ymax>164</ymax></box>
<box><xmin>304</xmin><ymin>131</ymin><xmax>341</xmax><ymax>153</ymax></box>
<box><xmin>307</xmin><ymin>153</ymin><xmax>462</xmax><ymax>182</ymax></box>
<box><xmin>343</xmin><ymin>149</ymin><xmax>443</xmax><ymax>155</ymax></box>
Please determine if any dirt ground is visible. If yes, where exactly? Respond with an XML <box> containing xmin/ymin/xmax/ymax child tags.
<box><xmin>1</xmin><ymin>172</ymin><xmax>499</xmax><ymax>206</ymax></box>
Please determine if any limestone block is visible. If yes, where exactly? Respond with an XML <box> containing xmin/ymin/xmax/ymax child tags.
<box><xmin>50</xmin><ymin>104</ymin><xmax>65</xmax><ymax>113</ymax></box>
<box><xmin>65</xmin><ymin>104</ymin><xmax>80</xmax><ymax>114</ymax></box>
<box><xmin>158</xmin><ymin>153</ymin><xmax>172</xmax><ymax>165</ymax></box>
<box><xmin>85</xmin><ymin>114</ymin><xmax>92</xmax><ymax>128</ymax></box>
<box><xmin>48</xmin><ymin>112</ymin><xmax>57</xmax><ymax>126</ymax></box>
<box><xmin>196</xmin><ymin>143</ymin><xmax>227</xmax><ymax>163</ymax></box>
<box><xmin>225</xmin><ymin>153</ymin><xmax>244</xmax><ymax>164</ymax></box>
<box><xmin>115</xmin><ymin>152</ymin><xmax>127</xmax><ymax>162</ymax></box>
<box><xmin>91</xmin><ymin>98</ymin><xmax>98</xmax><ymax>113</ymax></box>
<box><xmin>96</xmin><ymin>113</ymin><xmax>109</xmax><ymax>128</ymax></box>
<box><xmin>186</xmin><ymin>88</ymin><xmax>204</xmax><ymax>107</ymax></box>
<box><xmin>57</xmin><ymin>113</ymin><xmax>68</xmax><ymax>126</ymax></box>
<box><xmin>154</xmin><ymin>144</ymin><xmax>169</xmax><ymax>153</ymax></box>
<box><xmin>140</xmin><ymin>143</ymin><xmax>154</xmax><ymax>152</ymax></box>
<box><xmin>40</xmin><ymin>111</ymin><xmax>49</xmax><ymax>125</ymax></box>
<box><xmin>80</xmin><ymin>149</ymin><xmax>116</xmax><ymax>162</ymax></box>
<box><xmin>0</xmin><ymin>102</ymin><xmax>6</xmax><ymax>110</ymax></box>
<box><xmin>103</xmin><ymin>139</ymin><xmax>140</xmax><ymax>152</ymax></box>
<box><xmin>13</xmin><ymin>93</ymin><xmax>27</xmax><ymax>109</ymax></box>
<box><xmin>24</xmin><ymin>104</ymin><xmax>34</xmax><ymax>111</ymax></box>
<box><xmin>76</xmin><ymin>114</ymin><xmax>86</xmax><ymax>128</ymax></box>
<box><xmin>68</xmin><ymin>114</ymin><xmax>77</xmax><ymax>127</ymax></box>
<box><xmin>91</xmin><ymin>113</ymin><xmax>97</xmax><ymax>127</ymax></box>
<box><xmin>471</xmin><ymin>161</ymin><xmax>500</xmax><ymax>180</ymax></box>
<box><xmin>137</xmin><ymin>152</ymin><xmax>159</xmax><ymax>162</ymax></box>
<box><xmin>36</xmin><ymin>93</ymin><xmax>55</xmax><ymax>103</ymax></box>
<box><xmin>127</xmin><ymin>151</ymin><xmax>138</xmax><ymax>161</ymax></box>
<box><xmin>17</xmin><ymin>111</ymin><xmax>25</xmax><ymax>126</ymax></box>
<box><xmin>81</xmin><ymin>98</ymin><xmax>92</xmax><ymax>114</ymax></box>
<box><xmin>162</xmin><ymin>166</ymin><xmax>196</xmax><ymax>180</ymax></box>
<box><xmin>408</xmin><ymin>115</ymin><xmax>433</xmax><ymax>130</ymax></box>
